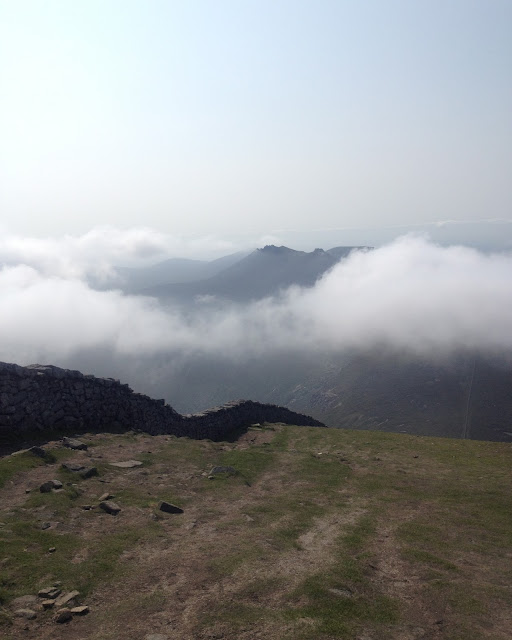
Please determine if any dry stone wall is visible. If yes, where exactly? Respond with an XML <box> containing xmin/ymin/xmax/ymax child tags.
<box><xmin>0</xmin><ymin>361</ymin><xmax>324</xmax><ymax>445</ymax></box>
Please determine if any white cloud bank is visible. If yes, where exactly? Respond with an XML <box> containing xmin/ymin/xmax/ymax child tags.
<box><xmin>0</xmin><ymin>233</ymin><xmax>511</xmax><ymax>367</ymax></box>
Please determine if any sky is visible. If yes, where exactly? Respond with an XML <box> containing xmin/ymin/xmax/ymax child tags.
<box><xmin>1</xmin><ymin>0</ymin><xmax>511</xmax><ymax>244</ymax></box>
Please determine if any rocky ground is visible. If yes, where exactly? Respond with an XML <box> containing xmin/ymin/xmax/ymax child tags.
<box><xmin>1</xmin><ymin>424</ymin><xmax>511</xmax><ymax>639</ymax></box>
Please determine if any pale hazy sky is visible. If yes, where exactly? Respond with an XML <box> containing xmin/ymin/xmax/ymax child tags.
<box><xmin>1</xmin><ymin>0</ymin><xmax>511</xmax><ymax>239</ymax></box>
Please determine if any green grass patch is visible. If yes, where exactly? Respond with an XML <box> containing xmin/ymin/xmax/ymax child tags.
<box><xmin>215</xmin><ymin>447</ymin><xmax>274</xmax><ymax>485</ymax></box>
<box><xmin>402</xmin><ymin>548</ymin><xmax>459</xmax><ymax>572</ymax></box>
<box><xmin>287</xmin><ymin>573</ymin><xmax>398</xmax><ymax>637</ymax></box>
<box><xmin>0</xmin><ymin>450</ymin><xmax>55</xmax><ymax>489</ymax></box>
<box><xmin>0</xmin><ymin>517</ymin><xmax>80</xmax><ymax>602</ymax></box>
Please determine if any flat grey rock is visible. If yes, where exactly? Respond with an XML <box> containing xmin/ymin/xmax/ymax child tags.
<box><xmin>61</xmin><ymin>462</ymin><xmax>85</xmax><ymax>472</ymax></box>
<box><xmin>62</xmin><ymin>437</ymin><xmax>88</xmax><ymax>450</ymax></box>
<box><xmin>70</xmin><ymin>605</ymin><xmax>89</xmax><ymax>615</ymax></box>
<box><xmin>54</xmin><ymin>591</ymin><xmax>79</xmax><ymax>608</ymax></box>
<box><xmin>209</xmin><ymin>465</ymin><xmax>237</xmax><ymax>475</ymax></box>
<box><xmin>100</xmin><ymin>500</ymin><xmax>121</xmax><ymax>515</ymax></box>
<box><xmin>109</xmin><ymin>460</ymin><xmax>143</xmax><ymax>468</ymax></box>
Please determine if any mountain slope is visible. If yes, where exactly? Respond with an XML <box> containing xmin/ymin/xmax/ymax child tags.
<box><xmin>144</xmin><ymin>245</ymin><xmax>369</xmax><ymax>302</ymax></box>
<box><xmin>126</xmin><ymin>350</ymin><xmax>512</xmax><ymax>442</ymax></box>
<box><xmin>91</xmin><ymin>251</ymin><xmax>251</xmax><ymax>294</ymax></box>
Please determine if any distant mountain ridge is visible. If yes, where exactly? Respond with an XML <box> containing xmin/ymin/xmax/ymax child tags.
<box><xmin>142</xmin><ymin>245</ymin><xmax>370</xmax><ymax>302</ymax></box>
<box><xmin>90</xmin><ymin>250</ymin><xmax>252</xmax><ymax>294</ymax></box>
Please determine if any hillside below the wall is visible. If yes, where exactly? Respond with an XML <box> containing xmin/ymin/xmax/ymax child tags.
<box><xmin>1</xmin><ymin>424</ymin><xmax>511</xmax><ymax>639</ymax></box>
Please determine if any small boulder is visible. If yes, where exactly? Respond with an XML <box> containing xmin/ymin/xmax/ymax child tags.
<box><xmin>40</xmin><ymin>479</ymin><xmax>62</xmax><ymax>492</ymax></box>
<box><xmin>80</xmin><ymin>467</ymin><xmax>98</xmax><ymax>479</ymax></box>
<box><xmin>42</xmin><ymin>599</ymin><xmax>55</xmax><ymax>609</ymax></box>
<box><xmin>100</xmin><ymin>500</ymin><xmax>121</xmax><ymax>515</ymax></box>
<box><xmin>159</xmin><ymin>501</ymin><xmax>184</xmax><ymax>514</ymax></box>
<box><xmin>99</xmin><ymin>492</ymin><xmax>113</xmax><ymax>501</ymax></box>
<box><xmin>55</xmin><ymin>608</ymin><xmax>72</xmax><ymax>623</ymax></box>
<box><xmin>62</xmin><ymin>437</ymin><xmax>87</xmax><ymax>450</ymax></box>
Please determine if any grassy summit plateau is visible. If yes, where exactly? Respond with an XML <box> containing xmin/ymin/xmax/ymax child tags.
<box><xmin>0</xmin><ymin>425</ymin><xmax>511</xmax><ymax>639</ymax></box>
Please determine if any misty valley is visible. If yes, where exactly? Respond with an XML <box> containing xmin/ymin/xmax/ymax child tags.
<box><xmin>65</xmin><ymin>243</ymin><xmax>512</xmax><ymax>444</ymax></box>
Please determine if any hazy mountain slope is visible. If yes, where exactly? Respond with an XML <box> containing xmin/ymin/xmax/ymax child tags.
<box><xmin>91</xmin><ymin>251</ymin><xmax>251</xmax><ymax>293</ymax></box>
<box><xmin>143</xmin><ymin>245</ymin><xmax>368</xmax><ymax>302</ymax></box>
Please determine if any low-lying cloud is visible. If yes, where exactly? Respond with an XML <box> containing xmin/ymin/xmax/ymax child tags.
<box><xmin>1</xmin><ymin>233</ymin><xmax>511</xmax><ymax>371</ymax></box>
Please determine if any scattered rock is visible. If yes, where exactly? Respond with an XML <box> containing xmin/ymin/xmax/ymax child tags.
<box><xmin>14</xmin><ymin>608</ymin><xmax>36</xmax><ymax>620</ymax></box>
<box><xmin>55</xmin><ymin>608</ymin><xmax>73</xmax><ymax>623</ymax></box>
<box><xmin>25</xmin><ymin>488</ymin><xmax>31</xmax><ymax>493</ymax></box>
<box><xmin>41</xmin><ymin>522</ymin><xmax>51</xmax><ymax>530</ymax></box>
<box><xmin>81</xmin><ymin>505</ymin><xmax>92</xmax><ymax>510</ymax></box>
<box><xmin>39</xmin><ymin>481</ymin><xmax>55</xmax><ymax>493</ymax></box>
<box><xmin>62</xmin><ymin>437</ymin><xmax>88</xmax><ymax>450</ymax></box>
<box><xmin>39</xmin><ymin>478</ymin><xmax>61</xmax><ymax>492</ymax></box>
<box><xmin>99</xmin><ymin>492</ymin><xmax>113</xmax><ymax>501</ymax></box>
<box><xmin>70</xmin><ymin>605</ymin><xmax>89</xmax><ymax>616</ymax></box>
<box><xmin>109</xmin><ymin>460</ymin><xmax>143</xmax><ymax>468</ymax></box>
<box><xmin>80</xmin><ymin>467</ymin><xmax>98</xmax><ymax>479</ymax></box>
<box><xmin>61</xmin><ymin>462</ymin><xmax>85</xmax><ymax>473</ymax></box>
<box><xmin>38</xmin><ymin>587</ymin><xmax>61</xmax><ymax>599</ymax></box>
<box><xmin>209</xmin><ymin>465</ymin><xmax>237</xmax><ymax>476</ymax></box>
<box><xmin>48</xmin><ymin>547</ymin><xmax>56</xmax><ymax>553</ymax></box>
<box><xmin>159</xmin><ymin>501</ymin><xmax>184</xmax><ymax>514</ymax></box>
<box><xmin>99</xmin><ymin>500</ymin><xmax>121</xmax><ymax>515</ymax></box>
<box><xmin>54</xmin><ymin>590</ymin><xmax>80</xmax><ymax>608</ymax></box>
<box><xmin>42</xmin><ymin>599</ymin><xmax>55</xmax><ymax>609</ymax></box>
